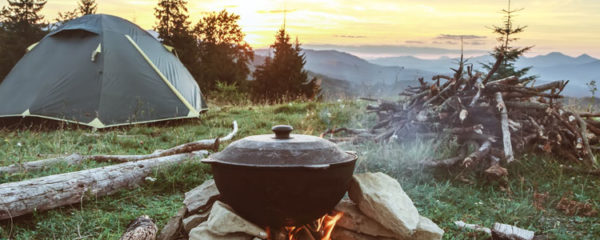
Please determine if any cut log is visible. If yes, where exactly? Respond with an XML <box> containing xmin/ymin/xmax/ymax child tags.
<box><xmin>0</xmin><ymin>151</ymin><xmax>208</xmax><ymax>220</ymax></box>
<box><xmin>491</xmin><ymin>223</ymin><xmax>535</xmax><ymax>240</ymax></box>
<box><xmin>495</xmin><ymin>92</ymin><xmax>514</xmax><ymax>163</ymax></box>
<box><xmin>120</xmin><ymin>215</ymin><xmax>158</xmax><ymax>240</ymax></box>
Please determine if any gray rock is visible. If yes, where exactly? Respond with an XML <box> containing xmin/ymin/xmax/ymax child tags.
<box><xmin>413</xmin><ymin>216</ymin><xmax>444</xmax><ymax>240</ymax></box>
<box><xmin>334</xmin><ymin>200</ymin><xmax>396</xmax><ymax>238</ymax></box>
<box><xmin>188</xmin><ymin>222</ymin><xmax>254</xmax><ymax>240</ymax></box>
<box><xmin>205</xmin><ymin>201</ymin><xmax>268</xmax><ymax>239</ymax></box>
<box><xmin>331</xmin><ymin>227</ymin><xmax>395</xmax><ymax>240</ymax></box>
<box><xmin>183</xmin><ymin>211</ymin><xmax>211</xmax><ymax>232</ymax></box>
<box><xmin>348</xmin><ymin>172</ymin><xmax>420</xmax><ymax>238</ymax></box>
<box><xmin>157</xmin><ymin>207</ymin><xmax>186</xmax><ymax>240</ymax></box>
<box><xmin>184</xmin><ymin>179</ymin><xmax>220</xmax><ymax>214</ymax></box>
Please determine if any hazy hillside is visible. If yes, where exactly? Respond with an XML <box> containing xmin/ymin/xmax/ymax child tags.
<box><xmin>253</xmin><ymin>49</ymin><xmax>433</xmax><ymax>97</ymax></box>
<box><xmin>371</xmin><ymin>52</ymin><xmax>600</xmax><ymax>97</ymax></box>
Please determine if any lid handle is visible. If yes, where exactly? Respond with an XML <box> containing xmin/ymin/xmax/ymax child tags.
<box><xmin>272</xmin><ymin>125</ymin><xmax>293</xmax><ymax>139</ymax></box>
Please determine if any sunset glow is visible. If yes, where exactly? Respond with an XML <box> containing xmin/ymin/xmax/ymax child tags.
<box><xmin>4</xmin><ymin>0</ymin><xmax>599</xmax><ymax>58</ymax></box>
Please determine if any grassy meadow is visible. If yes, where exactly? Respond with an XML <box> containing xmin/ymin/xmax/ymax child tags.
<box><xmin>1</xmin><ymin>100</ymin><xmax>599</xmax><ymax>239</ymax></box>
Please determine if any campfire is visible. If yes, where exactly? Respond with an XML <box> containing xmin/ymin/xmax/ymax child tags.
<box><xmin>157</xmin><ymin>172</ymin><xmax>444</xmax><ymax>240</ymax></box>
<box><xmin>266</xmin><ymin>212</ymin><xmax>344</xmax><ymax>240</ymax></box>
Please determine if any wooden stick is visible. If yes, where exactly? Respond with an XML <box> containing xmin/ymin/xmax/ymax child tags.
<box><xmin>482</xmin><ymin>53</ymin><xmax>504</xmax><ymax>84</ymax></box>
<box><xmin>496</xmin><ymin>92</ymin><xmax>515</xmax><ymax>163</ymax></box>
<box><xmin>0</xmin><ymin>121</ymin><xmax>238</xmax><ymax>175</ymax></box>
<box><xmin>463</xmin><ymin>141</ymin><xmax>492</xmax><ymax>168</ymax></box>
<box><xmin>574</xmin><ymin>113</ymin><xmax>598</xmax><ymax>168</ymax></box>
<box><xmin>0</xmin><ymin>151</ymin><xmax>208</xmax><ymax>220</ymax></box>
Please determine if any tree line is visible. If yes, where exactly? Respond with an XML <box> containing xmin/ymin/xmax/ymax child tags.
<box><xmin>0</xmin><ymin>0</ymin><xmax>320</xmax><ymax>103</ymax></box>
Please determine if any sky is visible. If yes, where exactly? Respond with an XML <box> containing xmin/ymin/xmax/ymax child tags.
<box><xmin>3</xmin><ymin>0</ymin><xmax>600</xmax><ymax>59</ymax></box>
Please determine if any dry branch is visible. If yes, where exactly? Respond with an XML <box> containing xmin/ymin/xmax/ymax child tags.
<box><xmin>0</xmin><ymin>121</ymin><xmax>238</xmax><ymax>175</ymax></box>
<box><xmin>495</xmin><ymin>92</ymin><xmax>514</xmax><ymax>163</ymax></box>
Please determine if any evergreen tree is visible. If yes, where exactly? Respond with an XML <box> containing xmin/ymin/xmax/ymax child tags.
<box><xmin>54</xmin><ymin>0</ymin><xmax>97</xmax><ymax>28</ymax></box>
<box><xmin>54</xmin><ymin>9</ymin><xmax>78</xmax><ymax>25</ymax></box>
<box><xmin>0</xmin><ymin>0</ymin><xmax>47</xmax><ymax>81</ymax></box>
<box><xmin>482</xmin><ymin>0</ymin><xmax>535</xmax><ymax>82</ymax></box>
<box><xmin>78</xmin><ymin>0</ymin><xmax>97</xmax><ymax>15</ymax></box>
<box><xmin>154</xmin><ymin>0</ymin><xmax>197</xmax><ymax>73</ymax></box>
<box><xmin>193</xmin><ymin>10</ymin><xmax>253</xmax><ymax>91</ymax></box>
<box><xmin>251</xmin><ymin>28</ymin><xmax>319</xmax><ymax>101</ymax></box>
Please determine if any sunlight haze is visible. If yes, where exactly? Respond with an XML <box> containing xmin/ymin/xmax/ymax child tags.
<box><xmin>2</xmin><ymin>0</ymin><xmax>599</xmax><ymax>58</ymax></box>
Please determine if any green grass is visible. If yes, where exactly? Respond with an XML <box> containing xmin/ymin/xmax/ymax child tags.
<box><xmin>1</xmin><ymin>100</ymin><xmax>599</xmax><ymax>239</ymax></box>
<box><xmin>0</xmin><ymin>100</ymin><xmax>358</xmax><ymax>239</ymax></box>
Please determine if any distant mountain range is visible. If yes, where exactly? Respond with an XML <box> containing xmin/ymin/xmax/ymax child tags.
<box><xmin>254</xmin><ymin>49</ymin><xmax>598</xmax><ymax>97</ymax></box>
<box><xmin>254</xmin><ymin>49</ymin><xmax>435</xmax><ymax>98</ymax></box>
<box><xmin>371</xmin><ymin>52</ymin><xmax>600</xmax><ymax>97</ymax></box>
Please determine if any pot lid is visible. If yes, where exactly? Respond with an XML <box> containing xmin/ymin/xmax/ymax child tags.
<box><xmin>210</xmin><ymin>125</ymin><xmax>356</xmax><ymax>167</ymax></box>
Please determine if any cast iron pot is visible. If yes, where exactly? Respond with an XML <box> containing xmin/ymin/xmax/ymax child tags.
<box><xmin>202</xmin><ymin>125</ymin><xmax>357</xmax><ymax>227</ymax></box>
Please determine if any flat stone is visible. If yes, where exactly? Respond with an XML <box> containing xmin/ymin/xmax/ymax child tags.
<box><xmin>157</xmin><ymin>207</ymin><xmax>186</xmax><ymax>240</ymax></box>
<box><xmin>413</xmin><ymin>216</ymin><xmax>444</xmax><ymax>240</ymax></box>
<box><xmin>205</xmin><ymin>201</ymin><xmax>268</xmax><ymax>239</ymax></box>
<box><xmin>188</xmin><ymin>222</ymin><xmax>254</xmax><ymax>240</ymax></box>
<box><xmin>331</xmin><ymin>227</ymin><xmax>395</xmax><ymax>240</ymax></box>
<box><xmin>334</xmin><ymin>200</ymin><xmax>396</xmax><ymax>238</ymax></box>
<box><xmin>348</xmin><ymin>172</ymin><xmax>420</xmax><ymax>238</ymax></box>
<box><xmin>184</xmin><ymin>179</ymin><xmax>220</xmax><ymax>214</ymax></box>
<box><xmin>183</xmin><ymin>211</ymin><xmax>211</xmax><ymax>232</ymax></box>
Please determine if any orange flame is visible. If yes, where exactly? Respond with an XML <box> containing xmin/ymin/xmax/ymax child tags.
<box><xmin>267</xmin><ymin>212</ymin><xmax>344</xmax><ymax>240</ymax></box>
<box><xmin>320</xmin><ymin>212</ymin><xmax>344</xmax><ymax>240</ymax></box>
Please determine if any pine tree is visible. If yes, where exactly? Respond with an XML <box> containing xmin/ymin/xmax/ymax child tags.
<box><xmin>193</xmin><ymin>10</ymin><xmax>253</xmax><ymax>91</ymax></box>
<box><xmin>78</xmin><ymin>0</ymin><xmax>97</xmax><ymax>15</ymax></box>
<box><xmin>0</xmin><ymin>0</ymin><xmax>47</xmax><ymax>81</ymax></box>
<box><xmin>482</xmin><ymin>0</ymin><xmax>535</xmax><ymax>82</ymax></box>
<box><xmin>251</xmin><ymin>29</ymin><xmax>319</xmax><ymax>101</ymax></box>
<box><xmin>154</xmin><ymin>0</ymin><xmax>197</xmax><ymax>72</ymax></box>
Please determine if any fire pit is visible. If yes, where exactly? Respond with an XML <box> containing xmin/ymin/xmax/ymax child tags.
<box><xmin>158</xmin><ymin>172</ymin><xmax>445</xmax><ymax>240</ymax></box>
<box><xmin>202</xmin><ymin>125</ymin><xmax>357</xmax><ymax>227</ymax></box>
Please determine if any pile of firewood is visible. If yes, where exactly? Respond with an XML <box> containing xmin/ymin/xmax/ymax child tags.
<box><xmin>325</xmin><ymin>54</ymin><xmax>600</xmax><ymax>177</ymax></box>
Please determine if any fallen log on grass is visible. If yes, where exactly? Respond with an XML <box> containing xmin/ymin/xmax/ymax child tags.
<box><xmin>0</xmin><ymin>151</ymin><xmax>208</xmax><ymax>221</ymax></box>
<box><xmin>0</xmin><ymin>121</ymin><xmax>238</xmax><ymax>175</ymax></box>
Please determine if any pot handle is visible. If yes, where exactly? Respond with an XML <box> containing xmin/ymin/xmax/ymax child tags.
<box><xmin>345</xmin><ymin>151</ymin><xmax>358</xmax><ymax>159</ymax></box>
<box><xmin>272</xmin><ymin>125</ymin><xmax>293</xmax><ymax>139</ymax></box>
<box><xmin>201</xmin><ymin>158</ymin><xmax>217</xmax><ymax>164</ymax></box>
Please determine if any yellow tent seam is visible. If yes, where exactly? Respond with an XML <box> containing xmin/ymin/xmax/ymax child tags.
<box><xmin>91</xmin><ymin>43</ymin><xmax>102</xmax><ymax>62</ymax></box>
<box><xmin>22</xmin><ymin>109</ymin><xmax>30</xmax><ymax>116</ymax></box>
<box><xmin>0</xmin><ymin>109</ymin><xmax>208</xmax><ymax>128</ymax></box>
<box><xmin>88</xmin><ymin>118</ymin><xmax>105</xmax><ymax>128</ymax></box>
<box><xmin>26</xmin><ymin>42</ymin><xmax>39</xmax><ymax>52</ymax></box>
<box><xmin>124</xmin><ymin>35</ymin><xmax>199</xmax><ymax>116</ymax></box>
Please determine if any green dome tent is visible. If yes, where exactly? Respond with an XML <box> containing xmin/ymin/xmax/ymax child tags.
<box><xmin>0</xmin><ymin>14</ymin><xmax>207</xmax><ymax>128</ymax></box>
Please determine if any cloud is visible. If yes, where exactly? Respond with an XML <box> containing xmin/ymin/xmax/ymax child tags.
<box><xmin>257</xmin><ymin>9</ymin><xmax>297</xmax><ymax>14</ymax></box>
<box><xmin>436</xmin><ymin>34</ymin><xmax>487</xmax><ymax>40</ymax></box>
<box><xmin>466</xmin><ymin>41</ymin><xmax>486</xmax><ymax>45</ymax></box>
<box><xmin>303</xmin><ymin>44</ymin><xmax>488</xmax><ymax>55</ymax></box>
<box><xmin>405</xmin><ymin>40</ymin><xmax>425</xmax><ymax>44</ymax></box>
<box><xmin>334</xmin><ymin>35</ymin><xmax>367</xmax><ymax>39</ymax></box>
